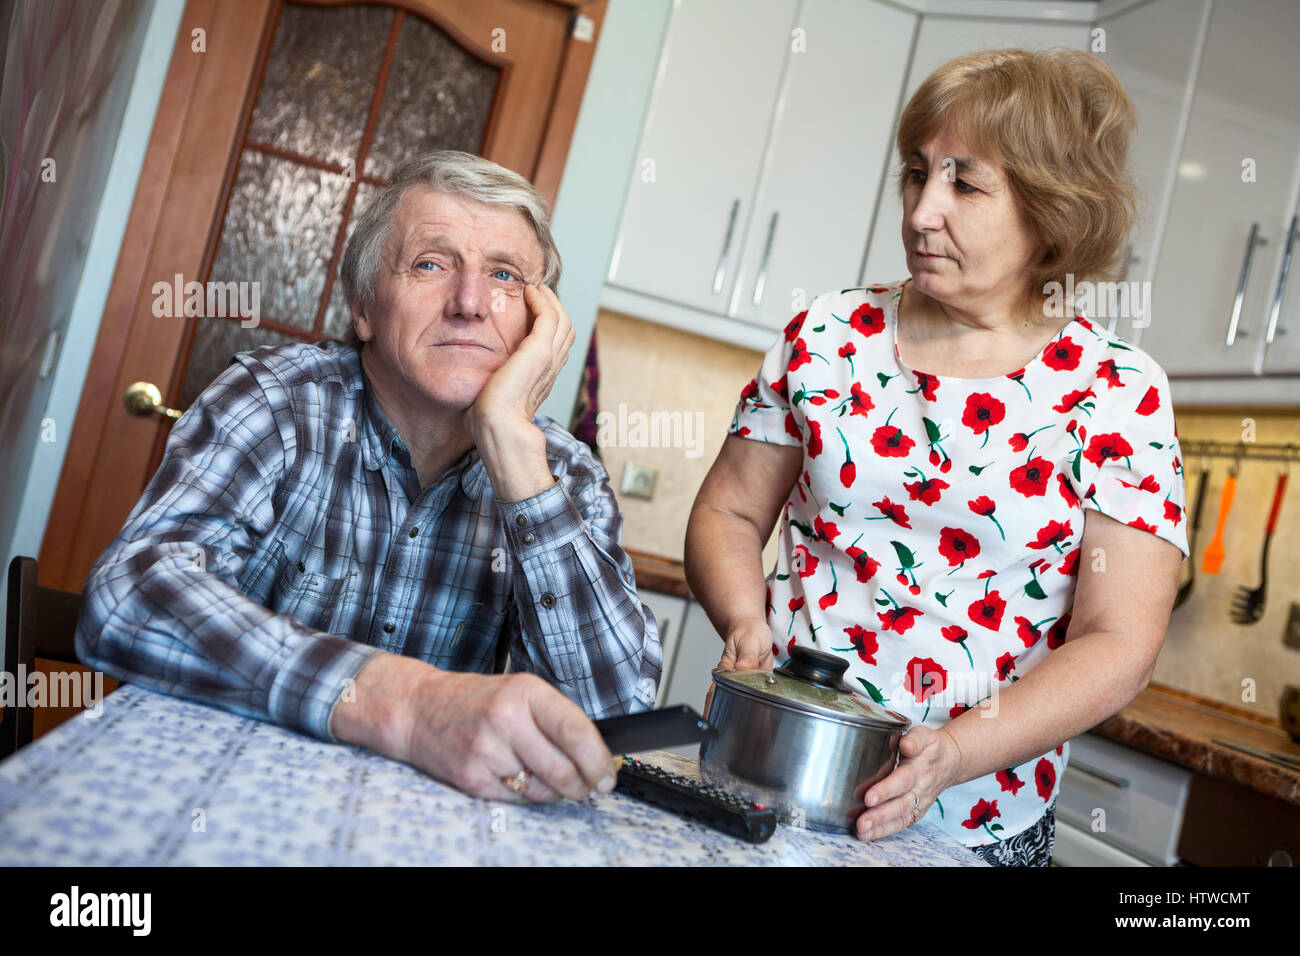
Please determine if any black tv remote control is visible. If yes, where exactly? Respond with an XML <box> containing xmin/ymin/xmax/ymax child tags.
<box><xmin>614</xmin><ymin>756</ymin><xmax>777</xmax><ymax>844</ymax></box>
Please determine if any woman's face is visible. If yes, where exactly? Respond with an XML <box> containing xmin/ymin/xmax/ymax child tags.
<box><xmin>901</xmin><ymin>129</ymin><xmax>1043</xmax><ymax>315</ymax></box>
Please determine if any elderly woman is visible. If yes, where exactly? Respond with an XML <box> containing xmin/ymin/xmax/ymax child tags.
<box><xmin>685</xmin><ymin>48</ymin><xmax>1188</xmax><ymax>866</ymax></box>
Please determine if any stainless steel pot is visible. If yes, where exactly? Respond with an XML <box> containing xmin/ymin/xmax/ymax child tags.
<box><xmin>699</xmin><ymin>645</ymin><xmax>911</xmax><ymax>833</ymax></box>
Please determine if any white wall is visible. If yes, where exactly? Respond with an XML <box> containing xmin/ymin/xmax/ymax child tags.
<box><xmin>539</xmin><ymin>0</ymin><xmax>673</xmax><ymax>426</ymax></box>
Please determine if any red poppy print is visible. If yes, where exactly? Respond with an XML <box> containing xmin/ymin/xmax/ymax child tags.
<box><xmin>847</xmin><ymin>302</ymin><xmax>885</xmax><ymax>338</ymax></box>
<box><xmin>1034</xmin><ymin>758</ymin><xmax>1056</xmax><ymax>801</ymax></box>
<box><xmin>871</xmin><ymin>496</ymin><xmax>912</xmax><ymax>529</ymax></box>
<box><xmin>995</xmin><ymin>651</ymin><xmax>1016</xmax><ymax>681</ymax></box>
<box><xmin>814</xmin><ymin>514</ymin><xmax>840</xmax><ymax>543</ymax></box>
<box><xmin>938</xmin><ymin>526</ymin><xmax>980</xmax><ymax>568</ymax></box>
<box><xmin>962</xmin><ymin>392</ymin><xmax>1006</xmax><ymax>439</ymax></box>
<box><xmin>903</xmin><ymin>469</ymin><xmax>949</xmax><ymax>506</ymax></box>
<box><xmin>1027</xmin><ymin>519</ymin><xmax>1072</xmax><ymax>552</ymax></box>
<box><xmin>808</xmin><ymin>419</ymin><xmax>824</xmax><ymax>458</ymax></box>
<box><xmin>784</xmin><ymin>310</ymin><xmax>808</xmax><ymax>341</ymax></box>
<box><xmin>1009</xmin><ymin>456</ymin><xmax>1054</xmax><ymax>497</ymax></box>
<box><xmin>833</xmin><ymin>625</ymin><xmax>878</xmax><ymax>665</ymax></box>
<box><xmin>962</xmin><ymin>799</ymin><xmax>1001</xmax><ymax>834</ymax></box>
<box><xmin>878</xmin><ymin>604</ymin><xmax>922</xmax><ymax>635</ymax></box>
<box><xmin>846</xmin><ymin>545</ymin><xmax>880</xmax><ymax>583</ymax></box>
<box><xmin>871</xmin><ymin>424</ymin><xmax>914</xmax><ymax>458</ymax></box>
<box><xmin>1083</xmin><ymin>432</ymin><xmax>1133</xmax><ymax>467</ymax></box>
<box><xmin>1042</xmin><ymin>335</ymin><xmax>1082</xmax><ymax>371</ymax></box>
<box><xmin>788</xmin><ymin>338</ymin><xmax>814</xmax><ymax>372</ymax></box>
<box><xmin>1046</xmin><ymin>613</ymin><xmax>1071</xmax><ymax>650</ymax></box>
<box><xmin>996</xmin><ymin>768</ymin><xmax>1025</xmax><ymax>796</ymax></box>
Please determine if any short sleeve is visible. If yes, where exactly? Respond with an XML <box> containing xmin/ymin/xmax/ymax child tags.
<box><xmin>1080</xmin><ymin>366</ymin><xmax>1190</xmax><ymax>559</ymax></box>
<box><xmin>727</xmin><ymin>308</ymin><xmax>807</xmax><ymax>446</ymax></box>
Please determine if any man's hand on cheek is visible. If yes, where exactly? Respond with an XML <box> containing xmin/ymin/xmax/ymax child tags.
<box><xmin>467</xmin><ymin>283</ymin><xmax>575</xmax><ymax>435</ymax></box>
<box><xmin>406</xmin><ymin>669</ymin><xmax>617</xmax><ymax>804</ymax></box>
<box><xmin>466</xmin><ymin>283</ymin><xmax>576</xmax><ymax>501</ymax></box>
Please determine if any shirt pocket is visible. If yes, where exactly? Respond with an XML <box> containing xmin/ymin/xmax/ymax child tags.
<box><xmin>270</xmin><ymin>556</ymin><xmax>360</xmax><ymax>636</ymax></box>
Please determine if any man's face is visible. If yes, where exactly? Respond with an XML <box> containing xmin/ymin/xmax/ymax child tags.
<box><xmin>353</xmin><ymin>185</ymin><xmax>545</xmax><ymax>412</ymax></box>
<box><xmin>901</xmin><ymin>129</ymin><xmax>1042</xmax><ymax>308</ymax></box>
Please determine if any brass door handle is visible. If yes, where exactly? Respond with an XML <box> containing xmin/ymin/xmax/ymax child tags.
<box><xmin>124</xmin><ymin>382</ymin><xmax>183</xmax><ymax>420</ymax></box>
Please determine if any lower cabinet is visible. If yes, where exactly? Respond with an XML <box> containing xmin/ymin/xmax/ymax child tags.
<box><xmin>1055</xmin><ymin>733</ymin><xmax>1192</xmax><ymax>866</ymax></box>
<box><xmin>636</xmin><ymin>589</ymin><xmax>687</xmax><ymax>708</ymax></box>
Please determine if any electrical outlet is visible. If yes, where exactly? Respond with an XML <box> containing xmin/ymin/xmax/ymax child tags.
<box><xmin>1285</xmin><ymin>602</ymin><xmax>1300</xmax><ymax>651</ymax></box>
<box><xmin>620</xmin><ymin>462</ymin><xmax>657</xmax><ymax>500</ymax></box>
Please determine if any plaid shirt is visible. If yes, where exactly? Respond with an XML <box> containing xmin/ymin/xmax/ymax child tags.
<box><xmin>76</xmin><ymin>339</ymin><xmax>661</xmax><ymax>742</ymax></box>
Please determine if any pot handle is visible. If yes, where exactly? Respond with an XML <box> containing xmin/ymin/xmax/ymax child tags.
<box><xmin>784</xmin><ymin>645</ymin><xmax>849</xmax><ymax>689</ymax></box>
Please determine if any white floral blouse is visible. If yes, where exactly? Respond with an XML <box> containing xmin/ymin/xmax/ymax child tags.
<box><xmin>728</xmin><ymin>278</ymin><xmax>1189</xmax><ymax>849</ymax></box>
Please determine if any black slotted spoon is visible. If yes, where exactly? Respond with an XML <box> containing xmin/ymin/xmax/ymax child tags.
<box><xmin>1173</xmin><ymin>467</ymin><xmax>1209</xmax><ymax>611</ymax></box>
<box><xmin>1230</xmin><ymin>470</ymin><xmax>1289</xmax><ymax>625</ymax></box>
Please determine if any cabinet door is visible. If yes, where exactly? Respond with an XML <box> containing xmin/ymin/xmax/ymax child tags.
<box><xmin>726</xmin><ymin>0</ymin><xmax>916</xmax><ymax>332</ymax></box>
<box><xmin>1093</xmin><ymin>0</ymin><xmax>1208</xmax><ymax>338</ymax></box>
<box><xmin>860</xmin><ymin>17</ymin><xmax>1092</xmax><ymax>288</ymax></box>
<box><xmin>1141</xmin><ymin>0</ymin><xmax>1300</xmax><ymax>376</ymax></box>
<box><xmin>637</xmin><ymin>590</ymin><xmax>687</xmax><ymax>708</ymax></box>
<box><xmin>606</xmin><ymin>0</ymin><xmax>799</xmax><ymax>314</ymax></box>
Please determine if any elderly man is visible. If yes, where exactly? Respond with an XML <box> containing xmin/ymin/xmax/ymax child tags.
<box><xmin>76</xmin><ymin>150</ymin><xmax>661</xmax><ymax>804</ymax></box>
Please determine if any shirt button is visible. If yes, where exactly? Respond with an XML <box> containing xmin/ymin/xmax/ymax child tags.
<box><xmin>383</xmin><ymin>623</ymin><xmax>395</xmax><ymax>633</ymax></box>
<box><xmin>522</xmin><ymin>532</ymin><xmax>536</xmax><ymax>545</ymax></box>
<box><xmin>515</xmin><ymin>514</ymin><xmax>528</xmax><ymax>527</ymax></box>
<box><xmin>408</xmin><ymin>527</ymin><xmax>418</xmax><ymax>538</ymax></box>
<box><xmin>539</xmin><ymin>593</ymin><xmax>556</xmax><ymax>609</ymax></box>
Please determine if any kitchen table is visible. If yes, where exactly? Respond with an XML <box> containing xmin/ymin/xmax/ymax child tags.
<box><xmin>0</xmin><ymin>684</ymin><xmax>987</xmax><ymax>866</ymax></box>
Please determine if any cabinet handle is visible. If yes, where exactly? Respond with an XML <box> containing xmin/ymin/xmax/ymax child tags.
<box><xmin>751</xmin><ymin>211</ymin><xmax>779</xmax><ymax>306</ymax></box>
<box><xmin>1069</xmin><ymin>759</ymin><xmax>1129</xmax><ymax>789</ymax></box>
<box><xmin>1226</xmin><ymin>223</ymin><xmax>1267</xmax><ymax>346</ymax></box>
<box><xmin>1265</xmin><ymin>215</ymin><xmax>1297</xmax><ymax>345</ymax></box>
<box><xmin>712</xmin><ymin>199</ymin><xmax>740</xmax><ymax>295</ymax></box>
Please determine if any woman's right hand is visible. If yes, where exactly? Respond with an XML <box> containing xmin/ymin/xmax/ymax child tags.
<box><xmin>718</xmin><ymin>617</ymin><xmax>775</xmax><ymax>671</ymax></box>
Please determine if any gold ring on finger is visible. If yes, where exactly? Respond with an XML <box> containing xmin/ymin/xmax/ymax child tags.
<box><xmin>502</xmin><ymin>770</ymin><xmax>532</xmax><ymax>796</ymax></box>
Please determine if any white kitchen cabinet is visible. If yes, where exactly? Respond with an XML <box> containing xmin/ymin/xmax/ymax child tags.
<box><xmin>605</xmin><ymin>0</ymin><xmax>917</xmax><ymax>346</ymax></box>
<box><xmin>606</xmin><ymin>0</ymin><xmax>800</xmax><ymax>316</ymax></box>
<box><xmin>1055</xmin><ymin>732</ymin><xmax>1192</xmax><ymax>866</ymax></box>
<box><xmin>638</xmin><ymin>589</ymin><xmax>687</xmax><ymax>708</ymax></box>
<box><xmin>1140</xmin><ymin>0</ymin><xmax>1300</xmax><ymax>379</ymax></box>
<box><xmin>659</xmin><ymin>599</ymin><xmax>723</xmax><ymax>716</ymax></box>
<box><xmin>1092</xmin><ymin>0</ymin><xmax>1208</xmax><ymax>338</ymax></box>
<box><xmin>724</xmin><ymin>0</ymin><xmax>916</xmax><ymax>332</ymax></box>
<box><xmin>860</xmin><ymin>15</ymin><xmax>1093</xmax><ymax>286</ymax></box>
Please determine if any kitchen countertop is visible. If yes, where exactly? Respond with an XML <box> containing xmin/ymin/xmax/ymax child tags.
<box><xmin>1093</xmin><ymin>683</ymin><xmax>1300</xmax><ymax>806</ymax></box>
<box><xmin>0</xmin><ymin>683</ymin><xmax>986</xmax><ymax>866</ymax></box>
<box><xmin>630</xmin><ymin>552</ymin><xmax>1300</xmax><ymax>807</ymax></box>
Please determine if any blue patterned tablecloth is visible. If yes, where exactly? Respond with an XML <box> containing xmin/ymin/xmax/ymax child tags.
<box><xmin>0</xmin><ymin>684</ymin><xmax>986</xmax><ymax>866</ymax></box>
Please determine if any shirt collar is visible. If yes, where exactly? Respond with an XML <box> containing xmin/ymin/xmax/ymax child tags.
<box><xmin>355</xmin><ymin>349</ymin><xmax>490</xmax><ymax>498</ymax></box>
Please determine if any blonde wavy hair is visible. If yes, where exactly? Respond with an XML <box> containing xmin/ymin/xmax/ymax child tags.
<box><xmin>895</xmin><ymin>47</ymin><xmax>1138</xmax><ymax>312</ymax></box>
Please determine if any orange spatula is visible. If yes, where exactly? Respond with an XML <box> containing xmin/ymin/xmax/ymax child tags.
<box><xmin>1202</xmin><ymin>468</ymin><xmax>1236</xmax><ymax>574</ymax></box>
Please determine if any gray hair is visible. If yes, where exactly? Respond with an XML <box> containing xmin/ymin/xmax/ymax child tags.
<box><xmin>338</xmin><ymin>150</ymin><xmax>562</xmax><ymax>348</ymax></box>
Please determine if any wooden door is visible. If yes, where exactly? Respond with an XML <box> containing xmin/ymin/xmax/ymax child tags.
<box><xmin>33</xmin><ymin>0</ymin><xmax>606</xmax><ymax>736</ymax></box>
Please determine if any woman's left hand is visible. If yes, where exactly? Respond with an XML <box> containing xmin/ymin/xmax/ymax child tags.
<box><xmin>856</xmin><ymin>726</ymin><xmax>963</xmax><ymax>842</ymax></box>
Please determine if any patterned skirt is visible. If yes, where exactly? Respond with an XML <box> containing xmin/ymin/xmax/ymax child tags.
<box><xmin>968</xmin><ymin>804</ymin><xmax>1056</xmax><ymax>867</ymax></box>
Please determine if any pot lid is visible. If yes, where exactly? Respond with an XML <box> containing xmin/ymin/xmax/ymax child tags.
<box><xmin>713</xmin><ymin>645</ymin><xmax>910</xmax><ymax>730</ymax></box>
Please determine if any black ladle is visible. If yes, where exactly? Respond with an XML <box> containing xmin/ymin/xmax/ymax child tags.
<box><xmin>1173</xmin><ymin>467</ymin><xmax>1209</xmax><ymax>611</ymax></box>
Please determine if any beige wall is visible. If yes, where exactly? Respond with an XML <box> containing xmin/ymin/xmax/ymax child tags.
<box><xmin>595</xmin><ymin>308</ymin><xmax>1300</xmax><ymax>722</ymax></box>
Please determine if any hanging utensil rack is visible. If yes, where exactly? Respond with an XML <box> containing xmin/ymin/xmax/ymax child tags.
<box><xmin>1177</xmin><ymin>441</ymin><xmax>1298</xmax><ymax>466</ymax></box>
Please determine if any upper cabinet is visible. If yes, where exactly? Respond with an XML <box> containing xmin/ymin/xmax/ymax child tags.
<box><xmin>1089</xmin><ymin>0</ymin><xmax>1207</xmax><ymax>337</ymax></box>
<box><xmin>1137</xmin><ymin>0</ymin><xmax>1300</xmax><ymax>386</ymax></box>
<box><xmin>606</xmin><ymin>0</ymin><xmax>800</xmax><ymax>322</ymax></box>
<box><xmin>605</xmin><ymin>0</ymin><xmax>917</xmax><ymax>349</ymax></box>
